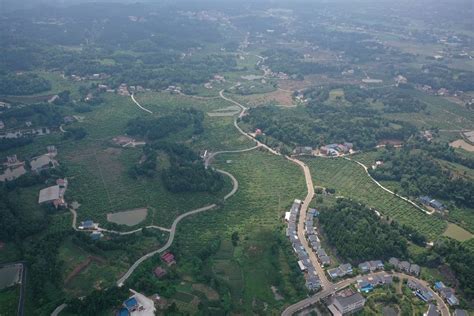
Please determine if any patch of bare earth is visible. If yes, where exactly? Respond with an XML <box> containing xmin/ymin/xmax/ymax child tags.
<box><xmin>449</xmin><ymin>139</ymin><xmax>474</xmax><ymax>152</ymax></box>
<box><xmin>239</xmin><ymin>89</ymin><xmax>294</xmax><ymax>107</ymax></box>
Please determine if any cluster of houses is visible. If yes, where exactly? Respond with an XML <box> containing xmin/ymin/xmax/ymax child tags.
<box><xmin>0</xmin><ymin>146</ymin><xmax>58</xmax><ymax>182</ymax></box>
<box><xmin>118</xmin><ymin>84</ymin><xmax>131</xmax><ymax>96</ymax></box>
<box><xmin>204</xmin><ymin>74</ymin><xmax>226</xmax><ymax>89</ymax></box>
<box><xmin>0</xmin><ymin>127</ymin><xmax>51</xmax><ymax>140</ymax></box>
<box><xmin>419</xmin><ymin>196</ymin><xmax>447</xmax><ymax>213</ymax></box>
<box><xmin>407</xmin><ymin>279</ymin><xmax>436</xmax><ymax>303</ymax></box>
<box><xmin>358</xmin><ymin>260</ymin><xmax>384</xmax><ymax>274</ymax></box>
<box><xmin>304</xmin><ymin>208</ymin><xmax>332</xmax><ymax>268</ymax></box>
<box><xmin>285</xmin><ymin>199</ymin><xmax>321</xmax><ymax>291</ymax></box>
<box><xmin>434</xmin><ymin>282</ymin><xmax>460</xmax><ymax>307</ymax></box>
<box><xmin>327</xmin><ymin>264</ymin><xmax>353</xmax><ymax>280</ymax></box>
<box><xmin>165</xmin><ymin>85</ymin><xmax>182</xmax><ymax>94</ymax></box>
<box><xmin>356</xmin><ymin>273</ymin><xmax>393</xmax><ymax>293</ymax></box>
<box><xmin>319</xmin><ymin>143</ymin><xmax>354</xmax><ymax>157</ymax></box>
<box><xmin>388</xmin><ymin>258</ymin><xmax>421</xmax><ymax>276</ymax></box>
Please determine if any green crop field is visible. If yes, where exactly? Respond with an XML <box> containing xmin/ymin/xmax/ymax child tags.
<box><xmin>384</xmin><ymin>91</ymin><xmax>474</xmax><ymax>130</ymax></box>
<box><xmin>443</xmin><ymin>223</ymin><xmax>473</xmax><ymax>242</ymax></box>
<box><xmin>302</xmin><ymin>157</ymin><xmax>446</xmax><ymax>240</ymax></box>
<box><xmin>172</xmin><ymin>149</ymin><xmax>307</xmax><ymax>313</ymax></box>
<box><xmin>0</xmin><ymin>285</ymin><xmax>19</xmax><ymax>316</ymax></box>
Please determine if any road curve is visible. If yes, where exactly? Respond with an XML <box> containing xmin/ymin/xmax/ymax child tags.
<box><xmin>282</xmin><ymin>271</ymin><xmax>451</xmax><ymax>316</ymax></box>
<box><xmin>116</xmin><ymin>169</ymin><xmax>238</xmax><ymax>287</ymax></box>
<box><xmin>216</xmin><ymin>90</ymin><xmax>450</xmax><ymax>316</ymax></box>
<box><xmin>204</xmin><ymin>145</ymin><xmax>261</xmax><ymax>168</ymax></box>
<box><xmin>131</xmin><ymin>93</ymin><xmax>153</xmax><ymax>114</ymax></box>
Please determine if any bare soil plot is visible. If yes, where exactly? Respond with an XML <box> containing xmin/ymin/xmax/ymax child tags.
<box><xmin>107</xmin><ymin>208</ymin><xmax>148</xmax><ymax>226</ymax></box>
<box><xmin>64</xmin><ymin>256</ymin><xmax>106</xmax><ymax>285</ymax></box>
<box><xmin>236</xmin><ymin>89</ymin><xmax>295</xmax><ymax>107</ymax></box>
<box><xmin>449</xmin><ymin>139</ymin><xmax>474</xmax><ymax>152</ymax></box>
<box><xmin>207</xmin><ymin>105</ymin><xmax>241</xmax><ymax>117</ymax></box>
<box><xmin>0</xmin><ymin>264</ymin><xmax>21</xmax><ymax>289</ymax></box>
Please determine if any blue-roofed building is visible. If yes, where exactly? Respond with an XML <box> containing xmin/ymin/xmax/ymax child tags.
<box><xmin>358</xmin><ymin>281</ymin><xmax>374</xmax><ymax>293</ymax></box>
<box><xmin>123</xmin><ymin>297</ymin><xmax>138</xmax><ymax>311</ymax></box>
<box><xmin>82</xmin><ymin>220</ymin><xmax>94</xmax><ymax>228</ymax></box>
<box><xmin>90</xmin><ymin>231</ymin><xmax>103</xmax><ymax>240</ymax></box>
<box><xmin>419</xmin><ymin>196</ymin><xmax>432</xmax><ymax>204</ymax></box>
<box><xmin>419</xmin><ymin>196</ymin><xmax>446</xmax><ymax>212</ymax></box>
<box><xmin>435</xmin><ymin>281</ymin><xmax>445</xmax><ymax>290</ymax></box>
<box><xmin>117</xmin><ymin>308</ymin><xmax>130</xmax><ymax>316</ymax></box>
<box><xmin>430</xmin><ymin>199</ymin><xmax>445</xmax><ymax>211</ymax></box>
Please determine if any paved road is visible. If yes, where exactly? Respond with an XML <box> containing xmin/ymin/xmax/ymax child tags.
<box><xmin>116</xmin><ymin>169</ymin><xmax>238</xmax><ymax>287</ymax></box>
<box><xmin>217</xmin><ymin>90</ymin><xmax>451</xmax><ymax>316</ymax></box>
<box><xmin>131</xmin><ymin>93</ymin><xmax>153</xmax><ymax>114</ymax></box>
<box><xmin>50</xmin><ymin>304</ymin><xmax>67</xmax><ymax>316</ymax></box>
<box><xmin>219</xmin><ymin>90</ymin><xmax>331</xmax><ymax>292</ymax></box>
<box><xmin>204</xmin><ymin>145</ymin><xmax>261</xmax><ymax>168</ymax></box>
<box><xmin>287</xmin><ymin>157</ymin><xmax>330</xmax><ymax>289</ymax></box>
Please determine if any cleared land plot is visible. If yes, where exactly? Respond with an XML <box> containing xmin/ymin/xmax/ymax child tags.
<box><xmin>207</xmin><ymin>105</ymin><xmax>241</xmax><ymax>117</ymax></box>
<box><xmin>234</xmin><ymin>89</ymin><xmax>295</xmax><ymax>107</ymax></box>
<box><xmin>443</xmin><ymin>223</ymin><xmax>473</xmax><ymax>242</ymax></box>
<box><xmin>107</xmin><ymin>208</ymin><xmax>148</xmax><ymax>226</ymax></box>
<box><xmin>449</xmin><ymin>139</ymin><xmax>474</xmax><ymax>152</ymax></box>
<box><xmin>302</xmin><ymin>157</ymin><xmax>446</xmax><ymax>240</ymax></box>
<box><xmin>0</xmin><ymin>265</ymin><xmax>21</xmax><ymax>289</ymax></box>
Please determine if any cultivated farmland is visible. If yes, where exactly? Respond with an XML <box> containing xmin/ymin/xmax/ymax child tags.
<box><xmin>302</xmin><ymin>157</ymin><xmax>446</xmax><ymax>240</ymax></box>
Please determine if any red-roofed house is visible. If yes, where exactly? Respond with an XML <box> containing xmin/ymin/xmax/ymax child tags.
<box><xmin>161</xmin><ymin>252</ymin><xmax>176</xmax><ymax>266</ymax></box>
<box><xmin>154</xmin><ymin>266</ymin><xmax>167</xmax><ymax>278</ymax></box>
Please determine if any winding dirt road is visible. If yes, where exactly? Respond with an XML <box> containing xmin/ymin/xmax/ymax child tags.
<box><xmin>116</xmin><ymin>169</ymin><xmax>238</xmax><ymax>286</ymax></box>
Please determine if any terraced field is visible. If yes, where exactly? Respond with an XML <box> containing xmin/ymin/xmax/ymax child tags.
<box><xmin>302</xmin><ymin>157</ymin><xmax>447</xmax><ymax>240</ymax></box>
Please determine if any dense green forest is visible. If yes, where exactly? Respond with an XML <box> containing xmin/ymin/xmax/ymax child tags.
<box><xmin>370</xmin><ymin>142</ymin><xmax>474</xmax><ymax>208</ymax></box>
<box><xmin>0</xmin><ymin>73</ymin><xmax>51</xmax><ymax>95</ymax></box>
<box><xmin>319</xmin><ymin>199</ymin><xmax>408</xmax><ymax>263</ymax></box>
<box><xmin>262</xmin><ymin>49</ymin><xmax>341</xmax><ymax>77</ymax></box>
<box><xmin>0</xmin><ymin>102</ymin><xmax>63</xmax><ymax>129</ymax></box>
<box><xmin>434</xmin><ymin>238</ymin><xmax>474</xmax><ymax>299</ymax></box>
<box><xmin>242</xmin><ymin>104</ymin><xmax>416</xmax><ymax>150</ymax></box>
<box><xmin>126</xmin><ymin>108</ymin><xmax>204</xmax><ymax>141</ymax></box>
